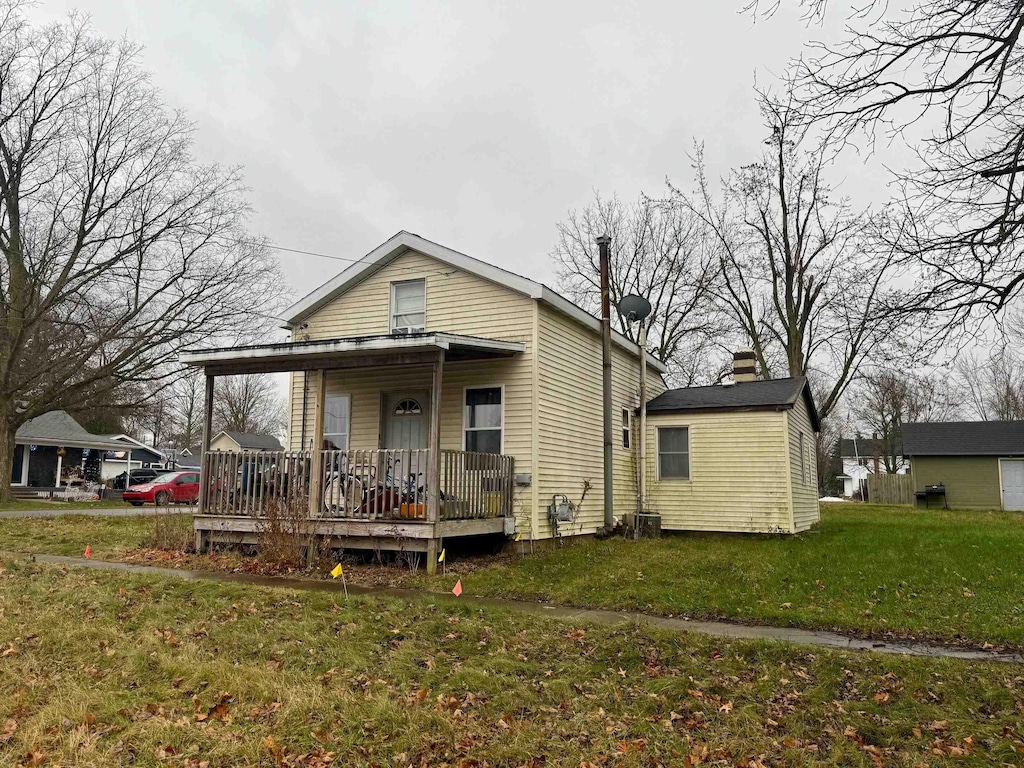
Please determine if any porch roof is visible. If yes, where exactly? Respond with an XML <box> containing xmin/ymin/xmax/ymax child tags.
<box><xmin>179</xmin><ymin>332</ymin><xmax>526</xmax><ymax>375</ymax></box>
<box><xmin>15</xmin><ymin>410</ymin><xmax>130</xmax><ymax>452</ymax></box>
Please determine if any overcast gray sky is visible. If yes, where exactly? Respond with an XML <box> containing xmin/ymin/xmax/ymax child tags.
<box><xmin>30</xmin><ymin>1</ymin><xmax>872</xmax><ymax>303</ymax></box>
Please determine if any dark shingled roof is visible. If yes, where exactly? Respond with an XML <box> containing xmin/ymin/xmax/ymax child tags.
<box><xmin>646</xmin><ymin>377</ymin><xmax>820</xmax><ymax>431</ymax></box>
<box><xmin>902</xmin><ymin>421</ymin><xmax>1024</xmax><ymax>457</ymax></box>
<box><xmin>15</xmin><ymin>411</ymin><xmax>128</xmax><ymax>451</ymax></box>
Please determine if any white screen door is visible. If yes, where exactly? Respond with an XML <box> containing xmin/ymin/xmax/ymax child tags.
<box><xmin>1002</xmin><ymin>460</ymin><xmax>1024</xmax><ymax>511</ymax></box>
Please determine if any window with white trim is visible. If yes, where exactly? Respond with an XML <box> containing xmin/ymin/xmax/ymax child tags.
<box><xmin>799</xmin><ymin>431</ymin><xmax>808</xmax><ymax>484</ymax></box>
<box><xmin>621</xmin><ymin>408</ymin><xmax>631</xmax><ymax>449</ymax></box>
<box><xmin>323</xmin><ymin>394</ymin><xmax>350</xmax><ymax>450</ymax></box>
<box><xmin>464</xmin><ymin>387</ymin><xmax>502</xmax><ymax>454</ymax></box>
<box><xmin>390</xmin><ymin>279</ymin><xmax>425</xmax><ymax>334</ymax></box>
<box><xmin>658</xmin><ymin>427</ymin><xmax>690</xmax><ymax>480</ymax></box>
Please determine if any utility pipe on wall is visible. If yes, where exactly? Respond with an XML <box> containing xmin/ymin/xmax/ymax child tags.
<box><xmin>597</xmin><ymin>234</ymin><xmax>615</xmax><ymax>531</ymax></box>
<box><xmin>638</xmin><ymin>319</ymin><xmax>648</xmax><ymax>512</ymax></box>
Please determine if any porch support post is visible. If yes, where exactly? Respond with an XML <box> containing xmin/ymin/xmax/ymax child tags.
<box><xmin>308</xmin><ymin>369</ymin><xmax>327</xmax><ymax>519</ymax></box>
<box><xmin>198</xmin><ymin>372</ymin><xmax>215</xmax><ymax>515</ymax></box>
<box><xmin>426</xmin><ymin>349</ymin><xmax>444</xmax><ymax>575</ymax></box>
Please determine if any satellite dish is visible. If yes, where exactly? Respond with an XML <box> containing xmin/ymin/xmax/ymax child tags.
<box><xmin>617</xmin><ymin>294</ymin><xmax>652</xmax><ymax>323</ymax></box>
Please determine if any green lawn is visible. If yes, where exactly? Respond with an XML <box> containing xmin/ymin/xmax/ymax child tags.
<box><xmin>2</xmin><ymin>504</ymin><xmax>1024</xmax><ymax>649</ymax></box>
<box><xmin>0</xmin><ymin>499</ymin><xmax>115</xmax><ymax>512</ymax></box>
<box><xmin>411</xmin><ymin>503</ymin><xmax>1024</xmax><ymax>649</ymax></box>
<box><xmin>0</xmin><ymin>514</ymin><xmax>157</xmax><ymax>559</ymax></box>
<box><xmin>1</xmin><ymin>557</ymin><xmax>1022</xmax><ymax>766</ymax></box>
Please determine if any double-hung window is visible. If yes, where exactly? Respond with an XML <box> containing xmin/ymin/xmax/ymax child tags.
<box><xmin>390</xmin><ymin>279</ymin><xmax>425</xmax><ymax>334</ymax></box>
<box><xmin>658</xmin><ymin>426</ymin><xmax>690</xmax><ymax>480</ymax></box>
<box><xmin>621</xmin><ymin>408</ymin><xmax>631</xmax><ymax>449</ymax></box>
<box><xmin>323</xmin><ymin>394</ymin><xmax>351</xmax><ymax>451</ymax></box>
<box><xmin>464</xmin><ymin>387</ymin><xmax>503</xmax><ymax>454</ymax></box>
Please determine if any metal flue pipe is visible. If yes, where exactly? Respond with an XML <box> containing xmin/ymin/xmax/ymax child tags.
<box><xmin>597</xmin><ymin>234</ymin><xmax>615</xmax><ymax>531</ymax></box>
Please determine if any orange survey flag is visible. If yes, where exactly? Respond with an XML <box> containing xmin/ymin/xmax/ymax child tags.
<box><xmin>84</xmin><ymin>545</ymin><xmax>91</xmax><ymax>559</ymax></box>
<box><xmin>452</xmin><ymin>580</ymin><xmax>462</xmax><ymax>597</ymax></box>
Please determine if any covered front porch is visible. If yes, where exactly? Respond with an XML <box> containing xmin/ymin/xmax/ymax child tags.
<box><xmin>180</xmin><ymin>333</ymin><xmax>524</xmax><ymax>573</ymax></box>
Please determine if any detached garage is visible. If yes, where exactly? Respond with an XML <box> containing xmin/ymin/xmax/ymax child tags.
<box><xmin>903</xmin><ymin>421</ymin><xmax>1024</xmax><ymax>511</ymax></box>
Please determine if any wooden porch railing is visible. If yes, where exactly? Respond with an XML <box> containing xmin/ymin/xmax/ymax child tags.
<box><xmin>200</xmin><ymin>448</ymin><xmax>515</xmax><ymax>521</ymax></box>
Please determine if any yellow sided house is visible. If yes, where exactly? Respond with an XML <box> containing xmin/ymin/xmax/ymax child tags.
<box><xmin>180</xmin><ymin>231</ymin><xmax>818</xmax><ymax>569</ymax></box>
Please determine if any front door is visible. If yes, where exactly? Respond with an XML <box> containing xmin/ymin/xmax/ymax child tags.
<box><xmin>383</xmin><ymin>393</ymin><xmax>430</xmax><ymax>450</ymax></box>
<box><xmin>1002</xmin><ymin>460</ymin><xmax>1024</xmax><ymax>511</ymax></box>
<box><xmin>383</xmin><ymin>393</ymin><xmax>430</xmax><ymax>488</ymax></box>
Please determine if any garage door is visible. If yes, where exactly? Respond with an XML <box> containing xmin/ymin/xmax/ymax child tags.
<box><xmin>1002</xmin><ymin>460</ymin><xmax>1024</xmax><ymax>511</ymax></box>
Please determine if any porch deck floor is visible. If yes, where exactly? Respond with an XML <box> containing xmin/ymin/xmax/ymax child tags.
<box><xmin>193</xmin><ymin>514</ymin><xmax>510</xmax><ymax>553</ymax></box>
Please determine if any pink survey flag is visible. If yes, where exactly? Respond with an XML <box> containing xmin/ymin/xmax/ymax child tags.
<box><xmin>84</xmin><ymin>545</ymin><xmax>92</xmax><ymax>559</ymax></box>
<box><xmin>452</xmin><ymin>580</ymin><xmax>463</xmax><ymax>597</ymax></box>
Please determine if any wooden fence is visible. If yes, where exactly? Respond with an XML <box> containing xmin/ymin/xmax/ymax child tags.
<box><xmin>866</xmin><ymin>473</ymin><xmax>914</xmax><ymax>506</ymax></box>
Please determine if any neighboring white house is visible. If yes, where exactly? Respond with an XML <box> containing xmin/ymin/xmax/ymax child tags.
<box><xmin>98</xmin><ymin>435</ymin><xmax>167</xmax><ymax>481</ymax></box>
<box><xmin>837</xmin><ymin>437</ymin><xmax>907</xmax><ymax>497</ymax></box>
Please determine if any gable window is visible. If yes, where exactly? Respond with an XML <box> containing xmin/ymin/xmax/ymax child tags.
<box><xmin>390</xmin><ymin>279</ymin><xmax>425</xmax><ymax>334</ymax></box>
<box><xmin>658</xmin><ymin>427</ymin><xmax>690</xmax><ymax>480</ymax></box>
<box><xmin>323</xmin><ymin>394</ymin><xmax>350</xmax><ymax>451</ymax></box>
<box><xmin>621</xmin><ymin>408</ymin><xmax>631</xmax><ymax>449</ymax></box>
<box><xmin>464</xmin><ymin>387</ymin><xmax>502</xmax><ymax>454</ymax></box>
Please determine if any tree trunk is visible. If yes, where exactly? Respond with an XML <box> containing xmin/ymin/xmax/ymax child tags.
<box><xmin>0</xmin><ymin>421</ymin><xmax>17</xmax><ymax>504</ymax></box>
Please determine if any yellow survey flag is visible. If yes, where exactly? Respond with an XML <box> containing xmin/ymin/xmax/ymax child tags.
<box><xmin>514</xmin><ymin>532</ymin><xmax>522</xmax><ymax>542</ymax></box>
<box><xmin>331</xmin><ymin>563</ymin><xmax>343</xmax><ymax>579</ymax></box>
<box><xmin>438</xmin><ymin>548</ymin><xmax>445</xmax><ymax>563</ymax></box>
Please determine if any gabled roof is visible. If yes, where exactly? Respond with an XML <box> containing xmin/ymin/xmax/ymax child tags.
<box><xmin>280</xmin><ymin>230</ymin><xmax>667</xmax><ymax>374</ymax></box>
<box><xmin>839</xmin><ymin>438</ymin><xmax>903</xmax><ymax>458</ymax></box>
<box><xmin>646</xmin><ymin>377</ymin><xmax>820</xmax><ymax>431</ymax></box>
<box><xmin>101</xmin><ymin>434</ymin><xmax>166</xmax><ymax>459</ymax></box>
<box><xmin>15</xmin><ymin>411</ymin><xmax>129</xmax><ymax>451</ymax></box>
<box><xmin>902</xmin><ymin>421</ymin><xmax>1024</xmax><ymax>457</ymax></box>
<box><xmin>214</xmin><ymin>431</ymin><xmax>284</xmax><ymax>451</ymax></box>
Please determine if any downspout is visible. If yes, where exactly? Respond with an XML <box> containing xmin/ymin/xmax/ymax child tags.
<box><xmin>597</xmin><ymin>234</ymin><xmax>614</xmax><ymax>532</ymax></box>
<box><xmin>638</xmin><ymin>319</ymin><xmax>648</xmax><ymax>512</ymax></box>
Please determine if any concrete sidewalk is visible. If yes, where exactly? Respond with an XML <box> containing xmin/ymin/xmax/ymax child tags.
<box><xmin>0</xmin><ymin>506</ymin><xmax>185</xmax><ymax>519</ymax></box>
<box><xmin>13</xmin><ymin>551</ymin><xmax>1024</xmax><ymax>665</ymax></box>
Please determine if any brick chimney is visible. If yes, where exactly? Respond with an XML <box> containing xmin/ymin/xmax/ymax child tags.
<box><xmin>733</xmin><ymin>349</ymin><xmax>757</xmax><ymax>383</ymax></box>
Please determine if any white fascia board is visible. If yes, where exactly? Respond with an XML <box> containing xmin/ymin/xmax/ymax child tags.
<box><xmin>15</xmin><ymin>436</ymin><xmax>129</xmax><ymax>451</ymax></box>
<box><xmin>539</xmin><ymin>287</ymin><xmax>669</xmax><ymax>374</ymax></box>
<box><xmin>280</xmin><ymin>231</ymin><xmax>544</xmax><ymax>328</ymax></box>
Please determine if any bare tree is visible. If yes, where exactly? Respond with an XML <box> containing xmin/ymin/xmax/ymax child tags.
<box><xmin>671</xmin><ymin>94</ymin><xmax>921</xmax><ymax>418</ymax></box>
<box><xmin>853</xmin><ymin>370</ymin><xmax>961</xmax><ymax>472</ymax></box>
<box><xmin>776</xmin><ymin>0</ymin><xmax>1024</xmax><ymax>320</ymax></box>
<box><xmin>0</xmin><ymin>5</ymin><xmax>284</xmax><ymax>498</ymax></box>
<box><xmin>214</xmin><ymin>374</ymin><xmax>287</xmax><ymax>437</ymax></box>
<box><xmin>956</xmin><ymin>349</ymin><xmax>1024</xmax><ymax>421</ymax></box>
<box><xmin>165</xmin><ymin>370</ymin><xmax>205</xmax><ymax>449</ymax></box>
<box><xmin>552</xmin><ymin>192</ymin><xmax>725</xmax><ymax>385</ymax></box>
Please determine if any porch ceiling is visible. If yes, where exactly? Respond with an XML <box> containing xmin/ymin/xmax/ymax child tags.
<box><xmin>178</xmin><ymin>332</ymin><xmax>526</xmax><ymax>375</ymax></box>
